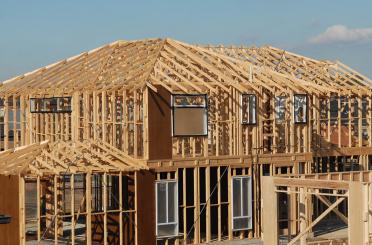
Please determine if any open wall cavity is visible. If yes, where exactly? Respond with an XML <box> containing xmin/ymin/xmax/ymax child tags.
<box><xmin>155</xmin><ymin>166</ymin><xmax>256</xmax><ymax>245</ymax></box>
<box><xmin>23</xmin><ymin>172</ymin><xmax>136</xmax><ymax>245</ymax></box>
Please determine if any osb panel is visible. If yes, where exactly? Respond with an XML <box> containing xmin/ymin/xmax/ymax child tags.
<box><xmin>0</xmin><ymin>175</ymin><xmax>20</xmax><ymax>245</ymax></box>
<box><xmin>148</xmin><ymin>86</ymin><xmax>172</xmax><ymax>160</ymax></box>
<box><xmin>136</xmin><ymin>170</ymin><xmax>156</xmax><ymax>245</ymax></box>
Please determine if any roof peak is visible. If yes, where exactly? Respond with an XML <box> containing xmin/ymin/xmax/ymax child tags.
<box><xmin>1</xmin><ymin>37</ymin><xmax>370</xmax><ymax>96</ymax></box>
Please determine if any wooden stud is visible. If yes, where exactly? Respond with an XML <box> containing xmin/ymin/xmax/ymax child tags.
<box><xmin>86</xmin><ymin>173</ymin><xmax>92</xmax><ymax>245</ymax></box>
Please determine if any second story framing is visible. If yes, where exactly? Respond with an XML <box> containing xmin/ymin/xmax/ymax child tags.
<box><xmin>0</xmin><ymin>38</ymin><xmax>371</xmax><ymax>165</ymax></box>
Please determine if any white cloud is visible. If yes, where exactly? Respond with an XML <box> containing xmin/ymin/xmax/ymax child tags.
<box><xmin>309</xmin><ymin>25</ymin><xmax>372</xmax><ymax>44</ymax></box>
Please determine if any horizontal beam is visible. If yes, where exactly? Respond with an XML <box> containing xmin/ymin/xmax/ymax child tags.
<box><xmin>273</xmin><ymin>177</ymin><xmax>351</xmax><ymax>190</ymax></box>
<box><xmin>147</xmin><ymin>152</ymin><xmax>313</xmax><ymax>169</ymax></box>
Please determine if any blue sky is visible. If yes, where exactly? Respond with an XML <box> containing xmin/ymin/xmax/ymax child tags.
<box><xmin>1</xmin><ymin>0</ymin><xmax>372</xmax><ymax>81</ymax></box>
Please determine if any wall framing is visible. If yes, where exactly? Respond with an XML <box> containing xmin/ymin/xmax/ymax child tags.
<box><xmin>0</xmin><ymin>38</ymin><xmax>371</xmax><ymax>244</ymax></box>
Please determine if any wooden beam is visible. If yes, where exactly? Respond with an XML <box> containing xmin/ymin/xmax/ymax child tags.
<box><xmin>288</xmin><ymin>196</ymin><xmax>346</xmax><ymax>245</ymax></box>
<box><xmin>348</xmin><ymin>182</ymin><xmax>365</xmax><ymax>245</ymax></box>
<box><xmin>262</xmin><ymin>177</ymin><xmax>278</xmax><ymax>245</ymax></box>
<box><xmin>273</xmin><ymin>178</ymin><xmax>350</xmax><ymax>190</ymax></box>
<box><xmin>314</xmin><ymin>194</ymin><xmax>348</xmax><ymax>224</ymax></box>
<box><xmin>86</xmin><ymin>173</ymin><xmax>92</xmax><ymax>245</ymax></box>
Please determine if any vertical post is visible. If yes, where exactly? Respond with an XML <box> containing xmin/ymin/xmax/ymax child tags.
<box><xmin>262</xmin><ymin>177</ymin><xmax>278</xmax><ymax>245</ymax></box>
<box><xmin>71</xmin><ymin>174</ymin><xmax>75</xmax><ymax>245</ymax></box>
<box><xmin>19</xmin><ymin>176</ymin><xmax>26</xmax><ymax>245</ymax></box>
<box><xmin>64</xmin><ymin>105</ymin><xmax>69</xmax><ymax>141</ymax></box>
<box><xmin>38</xmin><ymin>102</ymin><xmax>43</xmax><ymax>141</ymax></box>
<box><xmin>348</xmin><ymin>182</ymin><xmax>365</xmax><ymax>245</ymax></box>
<box><xmin>273</xmin><ymin>94</ymin><xmax>277</xmax><ymax>154</ymax></box>
<box><xmin>71</xmin><ymin>92</ymin><xmax>79</xmax><ymax>141</ymax></box>
<box><xmin>289</xmin><ymin>185</ymin><xmax>297</xmax><ymax>237</ymax></box>
<box><xmin>250</xmin><ymin>166</ymin><xmax>255</xmax><ymax>238</ymax></box>
<box><xmin>13</xmin><ymin>96</ymin><xmax>17</xmax><ymax>145</ymax></box>
<box><xmin>134</xmin><ymin>91</ymin><xmax>138</xmax><ymax>157</ymax></box>
<box><xmin>369</xmin><ymin>95</ymin><xmax>372</xmax><ymax>147</ymax></box>
<box><xmin>123</xmin><ymin>90</ymin><xmax>128</xmax><ymax>154</ymax></box>
<box><xmin>285</xmin><ymin>95</ymin><xmax>290</xmax><ymax>153</ymax></box>
<box><xmin>215</xmin><ymin>96</ymin><xmax>220</xmax><ymax>156</ymax></box>
<box><xmin>299</xmin><ymin>187</ymin><xmax>307</xmax><ymax>245</ymax></box>
<box><xmin>193</xmin><ymin>167</ymin><xmax>199</xmax><ymax>244</ymax></box>
<box><xmin>307</xmin><ymin>96</ymin><xmax>312</xmax><ymax>152</ymax></box>
<box><xmin>315</xmin><ymin>96</ymin><xmax>321</xmax><ymax>150</ymax></box>
<box><xmin>368</xmin><ymin>181</ymin><xmax>372</xmax><ymax>235</ymax></box>
<box><xmin>258</xmin><ymin>89</ymin><xmax>263</xmax><ymax>154</ymax></box>
<box><xmin>4</xmin><ymin>96</ymin><xmax>9</xmax><ymax>150</ymax></box>
<box><xmin>54</xmin><ymin>175</ymin><xmax>58</xmax><ymax>245</ymax></box>
<box><xmin>103</xmin><ymin>173</ymin><xmax>108</xmax><ymax>245</ymax></box>
<box><xmin>358</xmin><ymin>96</ymin><xmax>363</xmax><ymax>147</ymax></box>
<box><xmin>229</xmin><ymin>88</ymin><xmax>233</xmax><ymax>155</ymax></box>
<box><xmin>175</xmin><ymin>169</ymin><xmax>180</xmax><ymax>245</ymax></box>
<box><xmin>182</xmin><ymin>168</ymin><xmax>187</xmax><ymax>242</ymax></box>
<box><xmin>83</xmin><ymin>92</ymin><xmax>89</xmax><ymax>140</ymax></box>
<box><xmin>228</xmin><ymin>166</ymin><xmax>232</xmax><ymax>240</ymax></box>
<box><xmin>327</xmin><ymin>96</ymin><xmax>331</xmax><ymax>143</ymax></box>
<box><xmin>217</xmin><ymin>167</ymin><xmax>221</xmax><ymax>241</ymax></box>
<box><xmin>338</xmin><ymin>95</ymin><xmax>342</xmax><ymax>147</ymax></box>
<box><xmin>37</xmin><ymin>176</ymin><xmax>41</xmax><ymax>242</ymax></box>
<box><xmin>86</xmin><ymin>173</ymin><xmax>92</xmax><ymax>245</ymax></box>
<box><xmin>348</xmin><ymin>97</ymin><xmax>352</xmax><ymax>147</ymax></box>
<box><xmin>205</xmin><ymin>166</ymin><xmax>211</xmax><ymax>242</ymax></box>
<box><xmin>20</xmin><ymin>95</ymin><xmax>25</xmax><ymax>146</ymax></box>
<box><xmin>55</xmin><ymin>104</ymin><xmax>60</xmax><ymax>141</ymax></box>
<box><xmin>363</xmin><ymin>184</ymin><xmax>369</xmax><ymax>243</ymax></box>
<box><xmin>134</xmin><ymin>171</ymin><xmax>138</xmax><ymax>245</ymax></box>
<box><xmin>290</xmin><ymin>93</ymin><xmax>295</xmax><ymax>153</ymax></box>
<box><xmin>102</xmin><ymin>91</ymin><xmax>107</xmax><ymax>143</ymax></box>
<box><xmin>253</xmin><ymin>160</ymin><xmax>259</xmax><ymax>237</ymax></box>
<box><xmin>27</xmin><ymin>95</ymin><xmax>33</xmax><ymax>145</ymax></box>
<box><xmin>44</xmin><ymin>98</ymin><xmax>49</xmax><ymax>141</ymax></box>
<box><xmin>237</xmin><ymin>90</ymin><xmax>243</xmax><ymax>155</ymax></box>
<box><xmin>119</xmin><ymin>172</ymin><xmax>123</xmax><ymax>245</ymax></box>
<box><xmin>143</xmin><ymin>88</ymin><xmax>149</xmax><ymax>159</ymax></box>
<box><xmin>93</xmin><ymin>92</ymin><xmax>97</xmax><ymax>140</ymax></box>
<box><xmin>111</xmin><ymin>93</ymin><xmax>115</xmax><ymax>145</ymax></box>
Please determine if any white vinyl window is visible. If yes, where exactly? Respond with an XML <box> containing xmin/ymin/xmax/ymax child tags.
<box><xmin>241</xmin><ymin>94</ymin><xmax>257</xmax><ymax>125</ymax></box>
<box><xmin>156</xmin><ymin>180</ymin><xmax>178</xmax><ymax>238</ymax></box>
<box><xmin>232</xmin><ymin>176</ymin><xmax>252</xmax><ymax>231</ymax></box>
<box><xmin>294</xmin><ymin>94</ymin><xmax>307</xmax><ymax>124</ymax></box>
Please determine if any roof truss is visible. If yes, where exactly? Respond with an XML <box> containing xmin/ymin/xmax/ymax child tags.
<box><xmin>0</xmin><ymin>38</ymin><xmax>370</xmax><ymax>97</ymax></box>
<box><xmin>0</xmin><ymin>139</ymin><xmax>148</xmax><ymax>176</ymax></box>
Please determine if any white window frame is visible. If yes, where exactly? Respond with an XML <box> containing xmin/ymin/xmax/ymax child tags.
<box><xmin>274</xmin><ymin>96</ymin><xmax>286</xmax><ymax>123</ymax></box>
<box><xmin>231</xmin><ymin>176</ymin><xmax>252</xmax><ymax>231</ymax></box>
<box><xmin>241</xmin><ymin>94</ymin><xmax>257</xmax><ymax>125</ymax></box>
<box><xmin>171</xmin><ymin>94</ymin><xmax>208</xmax><ymax>136</ymax></box>
<box><xmin>293</xmin><ymin>94</ymin><xmax>308</xmax><ymax>124</ymax></box>
<box><xmin>30</xmin><ymin>97</ymin><xmax>72</xmax><ymax>113</ymax></box>
<box><xmin>155</xmin><ymin>180</ymin><xmax>179</xmax><ymax>238</ymax></box>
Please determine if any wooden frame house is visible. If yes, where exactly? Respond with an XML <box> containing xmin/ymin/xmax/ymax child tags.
<box><xmin>0</xmin><ymin>38</ymin><xmax>371</xmax><ymax>245</ymax></box>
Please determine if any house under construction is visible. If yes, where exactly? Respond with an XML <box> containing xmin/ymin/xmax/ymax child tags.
<box><xmin>0</xmin><ymin>38</ymin><xmax>371</xmax><ymax>245</ymax></box>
